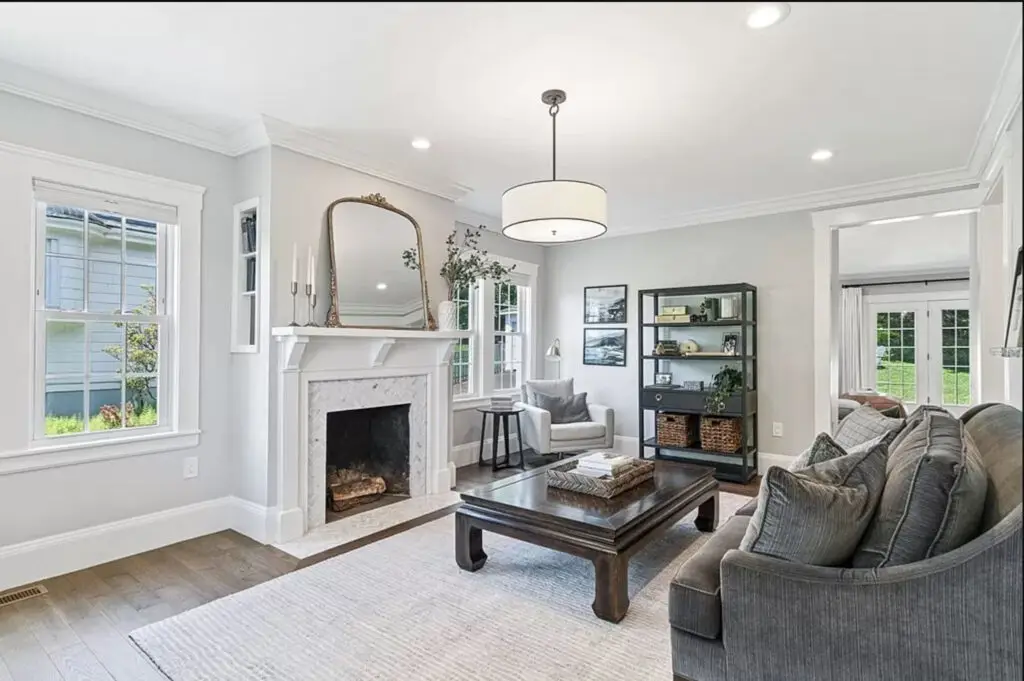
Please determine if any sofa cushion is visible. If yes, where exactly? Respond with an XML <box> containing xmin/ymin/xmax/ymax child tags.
<box><xmin>522</xmin><ymin>378</ymin><xmax>573</xmax><ymax>406</ymax></box>
<box><xmin>740</xmin><ymin>439</ymin><xmax>887</xmax><ymax>566</ymax></box>
<box><xmin>735</xmin><ymin>498</ymin><xmax>758</xmax><ymax>517</ymax></box>
<box><xmin>887</xmin><ymin>404</ymin><xmax>950</xmax><ymax>454</ymax></box>
<box><xmin>670</xmin><ymin>515</ymin><xmax>750</xmax><ymax>640</ymax></box>
<box><xmin>550</xmin><ymin>421</ymin><xmax>606</xmax><ymax>441</ymax></box>
<box><xmin>533</xmin><ymin>392</ymin><xmax>591</xmax><ymax>424</ymax></box>
<box><xmin>832</xmin><ymin>404</ymin><xmax>904</xmax><ymax>449</ymax></box>
<box><xmin>791</xmin><ymin>432</ymin><xmax>848</xmax><ymax>470</ymax></box>
<box><xmin>852</xmin><ymin>412</ymin><xmax>987</xmax><ymax>568</ymax></box>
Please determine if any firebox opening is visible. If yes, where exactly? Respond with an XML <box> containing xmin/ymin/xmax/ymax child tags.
<box><xmin>325</xmin><ymin>403</ymin><xmax>411</xmax><ymax>523</ymax></box>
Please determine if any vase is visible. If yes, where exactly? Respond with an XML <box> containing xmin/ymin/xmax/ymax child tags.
<box><xmin>438</xmin><ymin>300</ymin><xmax>458</xmax><ymax>331</ymax></box>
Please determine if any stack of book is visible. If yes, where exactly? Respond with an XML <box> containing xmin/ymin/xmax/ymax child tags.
<box><xmin>490</xmin><ymin>395</ymin><xmax>516</xmax><ymax>410</ymax></box>
<box><xmin>573</xmin><ymin>452</ymin><xmax>636</xmax><ymax>478</ymax></box>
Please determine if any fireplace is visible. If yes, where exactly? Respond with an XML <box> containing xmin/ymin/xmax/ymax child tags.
<box><xmin>324</xmin><ymin>404</ymin><xmax>411</xmax><ymax>522</ymax></box>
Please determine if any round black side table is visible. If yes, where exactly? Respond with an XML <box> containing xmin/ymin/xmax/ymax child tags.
<box><xmin>476</xmin><ymin>407</ymin><xmax>526</xmax><ymax>472</ymax></box>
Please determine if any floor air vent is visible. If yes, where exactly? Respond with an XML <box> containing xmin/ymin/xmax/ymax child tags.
<box><xmin>0</xmin><ymin>584</ymin><xmax>48</xmax><ymax>608</ymax></box>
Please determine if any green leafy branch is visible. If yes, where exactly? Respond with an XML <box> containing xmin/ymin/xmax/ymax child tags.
<box><xmin>402</xmin><ymin>224</ymin><xmax>516</xmax><ymax>300</ymax></box>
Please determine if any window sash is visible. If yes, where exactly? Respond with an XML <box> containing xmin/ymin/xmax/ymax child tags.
<box><xmin>34</xmin><ymin>196</ymin><xmax>171</xmax><ymax>441</ymax></box>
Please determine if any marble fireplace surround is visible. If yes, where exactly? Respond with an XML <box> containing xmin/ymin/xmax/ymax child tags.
<box><xmin>272</xmin><ymin>327</ymin><xmax>461</xmax><ymax>544</ymax></box>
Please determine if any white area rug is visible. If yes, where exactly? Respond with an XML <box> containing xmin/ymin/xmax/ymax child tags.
<box><xmin>131</xmin><ymin>493</ymin><xmax>749</xmax><ymax>680</ymax></box>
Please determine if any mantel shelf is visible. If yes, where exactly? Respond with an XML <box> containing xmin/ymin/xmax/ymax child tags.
<box><xmin>272</xmin><ymin>326</ymin><xmax>464</xmax><ymax>340</ymax></box>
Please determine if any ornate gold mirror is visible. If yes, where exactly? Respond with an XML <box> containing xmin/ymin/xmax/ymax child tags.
<box><xmin>325</xmin><ymin>194</ymin><xmax>436</xmax><ymax>329</ymax></box>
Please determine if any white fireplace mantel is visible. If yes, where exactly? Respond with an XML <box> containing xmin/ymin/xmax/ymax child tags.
<box><xmin>270</xmin><ymin>326</ymin><xmax>459</xmax><ymax>543</ymax></box>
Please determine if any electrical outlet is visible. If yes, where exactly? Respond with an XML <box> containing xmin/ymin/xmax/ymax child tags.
<box><xmin>183</xmin><ymin>456</ymin><xmax>199</xmax><ymax>479</ymax></box>
<box><xmin>772</xmin><ymin>422</ymin><xmax>784</xmax><ymax>437</ymax></box>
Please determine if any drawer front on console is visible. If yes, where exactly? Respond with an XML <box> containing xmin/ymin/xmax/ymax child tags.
<box><xmin>642</xmin><ymin>389</ymin><xmax>754</xmax><ymax>415</ymax></box>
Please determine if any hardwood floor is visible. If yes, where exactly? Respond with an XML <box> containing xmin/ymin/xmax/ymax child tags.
<box><xmin>0</xmin><ymin>454</ymin><xmax>758</xmax><ymax>680</ymax></box>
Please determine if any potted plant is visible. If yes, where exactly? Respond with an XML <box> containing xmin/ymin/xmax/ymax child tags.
<box><xmin>705</xmin><ymin>366</ymin><xmax>743</xmax><ymax>414</ymax></box>
<box><xmin>403</xmin><ymin>225</ymin><xmax>515</xmax><ymax>330</ymax></box>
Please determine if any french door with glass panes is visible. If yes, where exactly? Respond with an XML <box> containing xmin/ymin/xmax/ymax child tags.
<box><xmin>868</xmin><ymin>298</ymin><xmax>972</xmax><ymax>415</ymax></box>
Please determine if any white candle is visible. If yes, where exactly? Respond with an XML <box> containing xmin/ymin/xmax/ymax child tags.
<box><xmin>308</xmin><ymin>246</ymin><xmax>316</xmax><ymax>295</ymax></box>
<box><xmin>291</xmin><ymin>243</ymin><xmax>298</xmax><ymax>284</ymax></box>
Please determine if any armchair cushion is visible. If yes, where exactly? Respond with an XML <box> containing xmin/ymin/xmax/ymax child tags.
<box><xmin>670</xmin><ymin>515</ymin><xmax>750</xmax><ymax>640</ymax></box>
<box><xmin>852</xmin><ymin>411</ymin><xmax>986</xmax><ymax>568</ymax></box>
<box><xmin>522</xmin><ymin>378</ymin><xmax>573</xmax><ymax>406</ymax></box>
<box><xmin>740</xmin><ymin>438</ymin><xmax>887</xmax><ymax>566</ymax></box>
<box><xmin>550</xmin><ymin>422</ymin><xmax>605</xmax><ymax>441</ymax></box>
<box><xmin>533</xmin><ymin>391</ymin><xmax>591</xmax><ymax>424</ymax></box>
<box><xmin>735</xmin><ymin>498</ymin><xmax>758</xmax><ymax>517</ymax></box>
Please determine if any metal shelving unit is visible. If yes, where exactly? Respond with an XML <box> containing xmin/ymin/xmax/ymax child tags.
<box><xmin>638</xmin><ymin>283</ymin><xmax>758</xmax><ymax>483</ymax></box>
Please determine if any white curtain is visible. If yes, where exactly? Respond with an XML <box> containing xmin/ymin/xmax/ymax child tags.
<box><xmin>839</xmin><ymin>287</ymin><xmax>864</xmax><ymax>394</ymax></box>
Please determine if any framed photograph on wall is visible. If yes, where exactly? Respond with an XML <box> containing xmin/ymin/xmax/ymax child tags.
<box><xmin>583</xmin><ymin>328</ymin><xmax>627</xmax><ymax>367</ymax></box>
<box><xmin>1005</xmin><ymin>246</ymin><xmax>1023</xmax><ymax>348</ymax></box>
<box><xmin>584</xmin><ymin>285</ymin><xmax>627</xmax><ymax>324</ymax></box>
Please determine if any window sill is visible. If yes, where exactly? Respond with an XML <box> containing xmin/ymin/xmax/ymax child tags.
<box><xmin>0</xmin><ymin>429</ymin><xmax>201</xmax><ymax>475</ymax></box>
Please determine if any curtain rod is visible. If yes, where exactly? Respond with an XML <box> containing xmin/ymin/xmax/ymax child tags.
<box><xmin>841</xmin><ymin>277</ymin><xmax>969</xmax><ymax>289</ymax></box>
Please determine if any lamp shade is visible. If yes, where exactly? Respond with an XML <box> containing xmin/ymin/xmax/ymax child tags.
<box><xmin>502</xmin><ymin>180</ymin><xmax>607</xmax><ymax>244</ymax></box>
<box><xmin>545</xmin><ymin>339</ymin><xmax>561</xmax><ymax>360</ymax></box>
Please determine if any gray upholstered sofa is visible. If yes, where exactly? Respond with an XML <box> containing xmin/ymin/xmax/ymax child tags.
<box><xmin>669</xmin><ymin>403</ymin><xmax>1023</xmax><ymax>681</ymax></box>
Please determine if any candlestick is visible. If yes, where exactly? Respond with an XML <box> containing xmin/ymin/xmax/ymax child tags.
<box><xmin>309</xmin><ymin>246</ymin><xmax>317</xmax><ymax>296</ymax></box>
<box><xmin>291</xmin><ymin>243</ymin><xmax>298</xmax><ymax>285</ymax></box>
<box><xmin>304</xmin><ymin>283</ymin><xmax>318</xmax><ymax>327</ymax></box>
<box><xmin>288</xmin><ymin>281</ymin><xmax>299</xmax><ymax>326</ymax></box>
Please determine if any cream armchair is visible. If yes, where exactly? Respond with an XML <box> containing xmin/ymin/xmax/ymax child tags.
<box><xmin>515</xmin><ymin>378</ymin><xmax>615</xmax><ymax>455</ymax></box>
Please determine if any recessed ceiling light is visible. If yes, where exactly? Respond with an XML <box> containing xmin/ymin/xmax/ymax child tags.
<box><xmin>747</xmin><ymin>3</ymin><xmax>790</xmax><ymax>29</ymax></box>
<box><xmin>867</xmin><ymin>216</ymin><xmax>923</xmax><ymax>226</ymax></box>
<box><xmin>933</xmin><ymin>208</ymin><xmax>979</xmax><ymax>218</ymax></box>
<box><xmin>376</xmin><ymin>282</ymin><xmax>388</xmax><ymax>290</ymax></box>
<box><xmin>411</xmin><ymin>137</ymin><xmax>431</xmax><ymax>150</ymax></box>
<box><xmin>810</xmin><ymin>149</ymin><xmax>833</xmax><ymax>162</ymax></box>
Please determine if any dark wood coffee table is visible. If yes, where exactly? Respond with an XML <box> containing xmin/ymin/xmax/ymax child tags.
<box><xmin>455</xmin><ymin>454</ymin><xmax>719</xmax><ymax>623</ymax></box>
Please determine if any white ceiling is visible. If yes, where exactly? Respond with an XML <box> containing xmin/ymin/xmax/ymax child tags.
<box><xmin>0</xmin><ymin>2</ymin><xmax>1020</xmax><ymax>234</ymax></box>
<box><xmin>838</xmin><ymin>214</ymin><xmax>971</xmax><ymax>278</ymax></box>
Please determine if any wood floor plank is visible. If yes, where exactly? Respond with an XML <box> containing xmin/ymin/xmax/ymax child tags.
<box><xmin>17</xmin><ymin>596</ymin><xmax>81</xmax><ymax>654</ymax></box>
<box><xmin>65</xmin><ymin>615</ymin><xmax>164</xmax><ymax>681</ymax></box>
<box><xmin>0</xmin><ymin>656</ymin><xmax>13</xmax><ymax>681</ymax></box>
<box><xmin>0</xmin><ymin>627</ymin><xmax>64</xmax><ymax>681</ymax></box>
<box><xmin>48</xmin><ymin>643</ymin><xmax>114</xmax><ymax>681</ymax></box>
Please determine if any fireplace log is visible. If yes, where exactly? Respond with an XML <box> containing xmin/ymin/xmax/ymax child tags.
<box><xmin>329</xmin><ymin>475</ymin><xmax>387</xmax><ymax>511</ymax></box>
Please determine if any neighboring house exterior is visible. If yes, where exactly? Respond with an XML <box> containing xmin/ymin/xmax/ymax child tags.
<box><xmin>44</xmin><ymin>205</ymin><xmax>158</xmax><ymax>418</ymax></box>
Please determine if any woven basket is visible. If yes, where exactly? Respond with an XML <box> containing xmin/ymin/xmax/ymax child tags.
<box><xmin>700</xmin><ymin>416</ymin><xmax>742</xmax><ymax>453</ymax></box>
<box><xmin>656</xmin><ymin>412</ymin><xmax>695</xmax><ymax>447</ymax></box>
<box><xmin>546</xmin><ymin>459</ymin><xmax>655</xmax><ymax>499</ymax></box>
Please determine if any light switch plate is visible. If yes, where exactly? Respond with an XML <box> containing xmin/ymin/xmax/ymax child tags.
<box><xmin>772</xmin><ymin>422</ymin><xmax>784</xmax><ymax>437</ymax></box>
<box><xmin>183</xmin><ymin>456</ymin><xmax>199</xmax><ymax>479</ymax></box>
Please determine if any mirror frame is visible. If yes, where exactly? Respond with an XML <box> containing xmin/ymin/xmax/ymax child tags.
<box><xmin>324</xmin><ymin>193</ymin><xmax>437</xmax><ymax>330</ymax></box>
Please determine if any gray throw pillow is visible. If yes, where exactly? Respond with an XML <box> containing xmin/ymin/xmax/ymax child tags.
<box><xmin>524</xmin><ymin>378</ymin><xmax>574</xmax><ymax>407</ymax></box>
<box><xmin>851</xmin><ymin>412</ymin><xmax>987</xmax><ymax>568</ymax></box>
<box><xmin>534</xmin><ymin>392</ymin><xmax>591</xmax><ymax>424</ymax></box>
<box><xmin>886</xmin><ymin>404</ymin><xmax>949</xmax><ymax>455</ymax></box>
<box><xmin>740</xmin><ymin>439</ymin><xmax>887</xmax><ymax>566</ymax></box>
<box><xmin>833</xmin><ymin>404</ymin><xmax>904</xmax><ymax>449</ymax></box>
<box><xmin>791</xmin><ymin>431</ymin><xmax>895</xmax><ymax>471</ymax></box>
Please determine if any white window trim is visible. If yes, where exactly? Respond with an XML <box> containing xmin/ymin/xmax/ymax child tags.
<box><xmin>452</xmin><ymin>255</ymin><xmax>539</xmax><ymax>410</ymax></box>
<box><xmin>231</xmin><ymin>197</ymin><xmax>260</xmax><ymax>354</ymax></box>
<box><xmin>0</xmin><ymin>141</ymin><xmax>204</xmax><ymax>470</ymax></box>
<box><xmin>450</xmin><ymin>282</ymin><xmax>476</xmax><ymax>400</ymax></box>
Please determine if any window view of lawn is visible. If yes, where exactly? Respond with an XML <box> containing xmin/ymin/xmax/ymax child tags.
<box><xmin>45</xmin><ymin>405</ymin><xmax>158</xmax><ymax>436</ymax></box>
<box><xmin>875</xmin><ymin>360</ymin><xmax>970</xmax><ymax>405</ymax></box>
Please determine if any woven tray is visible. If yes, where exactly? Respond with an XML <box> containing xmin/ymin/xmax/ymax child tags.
<box><xmin>546</xmin><ymin>459</ymin><xmax>656</xmax><ymax>499</ymax></box>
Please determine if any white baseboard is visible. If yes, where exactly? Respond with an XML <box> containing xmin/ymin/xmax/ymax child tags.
<box><xmin>450</xmin><ymin>434</ymin><xmax>520</xmax><ymax>469</ymax></box>
<box><xmin>611</xmin><ymin>435</ymin><xmax>790</xmax><ymax>476</ymax></box>
<box><xmin>229</xmin><ymin>496</ymin><xmax>273</xmax><ymax>544</ymax></box>
<box><xmin>0</xmin><ymin>497</ymin><xmax>235</xmax><ymax>593</ymax></box>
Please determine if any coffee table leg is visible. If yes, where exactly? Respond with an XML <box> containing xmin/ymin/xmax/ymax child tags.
<box><xmin>455</xmin><ymin>511</ymin><xmax>487</xmax><ymax>571</ymax></box>
<box><xmin>695</xmin><ymin>492</ymin><xmax>719</xmax><ymax>532</ymax></box>
<box><xmin>592</xmin><ymin>553</ymin><xmax>629</xmax><ymax>623</ymax></box>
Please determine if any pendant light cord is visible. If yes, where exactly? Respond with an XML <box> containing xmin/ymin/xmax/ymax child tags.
<box><xmin>549</xmin><ymin>101</ymin><xmax>560</xmax><ymax>181</ymax></box>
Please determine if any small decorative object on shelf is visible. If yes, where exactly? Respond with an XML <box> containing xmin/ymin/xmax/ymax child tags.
<box><xmin>719</xmin><ymin>294</ymin><xmax>740</xmax><ymax>320</ymax></box>
<box><xmin>654</xmin><ymin>372</ymin><xmax>675</xmax><ymax>386</ymax></box>
<box><xmin>547</xmin><ymin>457</ymin><xmax>655</xmax><ymax>498</ymax></box>
<box><xmin>722</xmin><ymin>333</ymin><xmax>739</xmax><ymax>355</ymax></box>
<box><xmin>584</xmin><ymin>285</ymin><xmax>628</xmax><ymax>324</ymax></box>
<box><xmin>700</xmin><ymin>297</ymin><xmax>719</xmax><ymax>322</ymax></box>
<box><xmin>681</xmin><ymin>380</ymin><xmax>704</xmax><ymax>392</ymax></box>
<box><xmin>654</xmin><ymin>339</ymin><xmax>681</xmax><ymax>356</ymax></box>
<box><xmin>681</xmin><ymin>338</ymin><xmax>700</xmax><ymax>354</ymax></box>
<box><xmin>655</xmin><ymin>313</ymin><xmax>691</xmax><ymax>323</ymax></box>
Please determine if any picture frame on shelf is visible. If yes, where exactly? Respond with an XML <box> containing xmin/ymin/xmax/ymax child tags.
<box><xmin>583</xmin><ymin>328</ymin><xmax>627</xmax><ymax>367</ymax></box>
<box><xmin>1004</xmin><ymin>246</ymin><xmax>1023</xmax><ymax>348</ymax></box>
<box><xmin>584</xmin><ymin>285</ymin><xmax>627</xmax><ymax>324</ymax></box>
<box><xmin>722</xmin><ymin>333</ymin><xmax>739</xmax><ymax>355</ymax></box>
<box><xmin>654</xmin><ymin>372</ymin><xmax>674</xmax><ymax>386</ymax></box>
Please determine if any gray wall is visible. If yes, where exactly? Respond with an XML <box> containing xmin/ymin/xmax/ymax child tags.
<box><xmin>540</xmin><ymin>212</ymin><xmax>816</xmax><ymax>457</ymax></box>
<box><xmin>0</xmin><ymin>90</ymin><xmax>235</xmax><ymax>546</ymax></box>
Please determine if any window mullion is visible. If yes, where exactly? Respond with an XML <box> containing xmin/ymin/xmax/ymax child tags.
<box><xmin>480</xmin><ymin>280</ymin><xmax>495</xmax><ymax>397</ymax></box>
<box><xmin>83</xmin><ymin>209</ymin><xmax>90</xmax><ymax>313</ymax></box>
<box><xmin>82</xmin><ymin>321</ymin><xmax>91</xmax><ymax>432</ymax></box>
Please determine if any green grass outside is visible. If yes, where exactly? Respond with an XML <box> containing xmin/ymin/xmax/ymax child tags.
<box><xmin>875</xmin><ymin>361</ymin><xmax>969</xmax><ymax>405</ymax></box>
<box><xmin>45</xmin><ymin>406</ymin><xmax>159</xmax><ymax>437</ymax></box>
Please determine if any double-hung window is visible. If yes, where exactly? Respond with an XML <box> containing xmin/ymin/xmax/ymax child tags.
<box><xmin>450</xmin><ymin>256</ymin><xmax>537</xmax><ymax>401</ymax></box>
<box><xmin>35</xmin><ymin>182</ymin><xmax>173</xmax><ymax>440</ymax></box>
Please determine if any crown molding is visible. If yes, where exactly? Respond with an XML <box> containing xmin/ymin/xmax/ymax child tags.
<box><xmin>455</xmin><ymin>207</ymin><xmax>501</xmax><ymax>231</ymax></box>
<box><xmin>965</xmin><ymin>23</ymin><xmax>1023</xmax><ymax>178</ymax></box>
